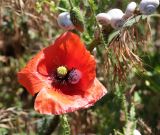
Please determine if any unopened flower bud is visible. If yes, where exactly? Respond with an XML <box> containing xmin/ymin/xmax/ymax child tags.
<box><xmin>96</xmin><ymin>13</ymin><xmax>111</xmax><ymax>26</ymax></box>
<box><xmin>107</xmin><ymin>9</ymin><xmax>125</xmax><ymax>29</ymax></box>
<box><xmin>57</xmin><ymin>12</ymin><xmax>75</xmax><ymax>30</ymax></box>
<box><xmin>70</xmin><ymin>7</ymin><xmax>85</xmax><ymax>32</ymax></box>
<box><xmin>139</xmin><ymin>0</ymin><xmax>159</xmax><ymax>15</ymax></box>
<box><xmin>124</xmin><ymin>2</ymin><xmax>137</xmax><ymax>18</ymax></box>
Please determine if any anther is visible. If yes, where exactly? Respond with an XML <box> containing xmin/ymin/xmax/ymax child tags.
<box><xmin>56</xmin><ymin>66</ymin><xmax>68</xmax><ymax>77</ymax></box>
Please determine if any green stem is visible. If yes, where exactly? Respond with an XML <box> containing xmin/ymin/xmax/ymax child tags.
<box><xmin>88</xmin><ymin>38</ymin><xmax>100</xmax><ymax>52</ymax></box>
<box><xmin>68</xmin><ymin>0</ymin><xmax>73</xmax><ymax>9</ymax></box>
<box><xmin>121</xmin><ymin>94</ymin><xmax>129</xmax><ymax>124</ymax></box>
<box><xmin>60</xmin><ymin>115</ymin><xmax>71</xmax><ymax>135</ymax></box>
<box><xmin>87</xmin><ymin>0</ymin><xmax>107</xmax><ymax>52</ymax></box>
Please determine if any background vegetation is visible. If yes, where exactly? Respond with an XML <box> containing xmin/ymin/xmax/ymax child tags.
<box><xmin>0</xmin><ymin>0</ymin><xmax>160</xmax><ymax>135</ymax></box>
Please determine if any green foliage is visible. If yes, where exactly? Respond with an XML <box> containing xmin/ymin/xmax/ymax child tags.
<box><xmin>36</xmin><ymin>0</ymin><xmax>57</xmax><ymax>13</ymax></box>
<box><xmin>58</xmin><ymin>0</ymin><xmax>70</xmax><ymax>11</ymax></box>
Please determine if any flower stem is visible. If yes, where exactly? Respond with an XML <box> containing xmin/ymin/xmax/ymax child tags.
<box><xmin>122</xmin><ymin>94</ymin><xmax>129</xmax><ymax>124</ymax></box>
<box><xmin>87</xmin><ymin>0</ymin><xmax>107</xmax><ymax>52</ymax></box>
<box><xmin>68</xmin><ymin>0</ymin><xmax>73</xmax><ymax>9</ymax></box>
<box><xmin>60</xmin><ymin>115</ymin><xmax>71</xmax><ymax>135</ymax></box>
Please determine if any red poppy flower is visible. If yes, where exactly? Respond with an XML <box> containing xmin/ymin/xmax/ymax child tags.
<box><xmin>18</xmin><ymin>32</ymin><xmax>107</xmax><ymax>115</ymax></box>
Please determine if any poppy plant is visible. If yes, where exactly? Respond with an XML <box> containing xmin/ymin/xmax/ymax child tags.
<box><xmin>18</xmin><ymin>32</ymin><xmax>107</xmax><ymax>115</ymax></box>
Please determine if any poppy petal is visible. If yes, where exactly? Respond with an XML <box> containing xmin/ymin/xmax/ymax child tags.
<box><xmin>34</xmin><ymin>78</ymin><xmax>107</xmax><ymax>115</ymax></box>
<box><xmin>83</xmin><ymin>78</ymin><xmax>107</xmax><ymax>108</ymax></box>
<box><xmin>17</xmin><ymin>51</ymin><xmax>50</xmax><ymax>95</ymax></box>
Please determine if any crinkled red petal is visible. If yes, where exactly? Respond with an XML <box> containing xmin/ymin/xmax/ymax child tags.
<box><xmin>18</xmin><ymin>32</ymin><xmax>96</xmax><ymax>96</ymax></box>
<box><xmin>34</xmin><ymin>78</ymin><xmax>107</xmax><ymax>115</ymax></box>
<box><xmin>17</xmin><ymin>51</ymin><xmax>50</xmax><ymax>95</ymax></box>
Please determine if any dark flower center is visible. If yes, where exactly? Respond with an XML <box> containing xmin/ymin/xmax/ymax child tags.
<box><xmin>53</xmin><ymin>66</ymin><xmax>82</xmax><ymax>85</ymax></box>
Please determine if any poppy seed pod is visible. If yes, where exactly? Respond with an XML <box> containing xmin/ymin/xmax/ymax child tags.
<box><xmin>124</xmin><ymin>2</ymin><xmax>137</xmax><ymax>18</ymax></box>
<box><xmin>57</xmin><ymin>12</ymin><xmax>75</xmax><ymax>31</ymax></box>
<box><xmin>96</xmin><ymin>13</ymin><xmax>111</xmax><ymax>26</ymax></box>
<box><xmin>139</xmin><ymin>0</ymin><xmax>159</xmax><ymax>15</ymax></box>
<box><xmin>107</xmin><ymin>9</ymin><xmax>125</xmax><ymax>29</ymax></box>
